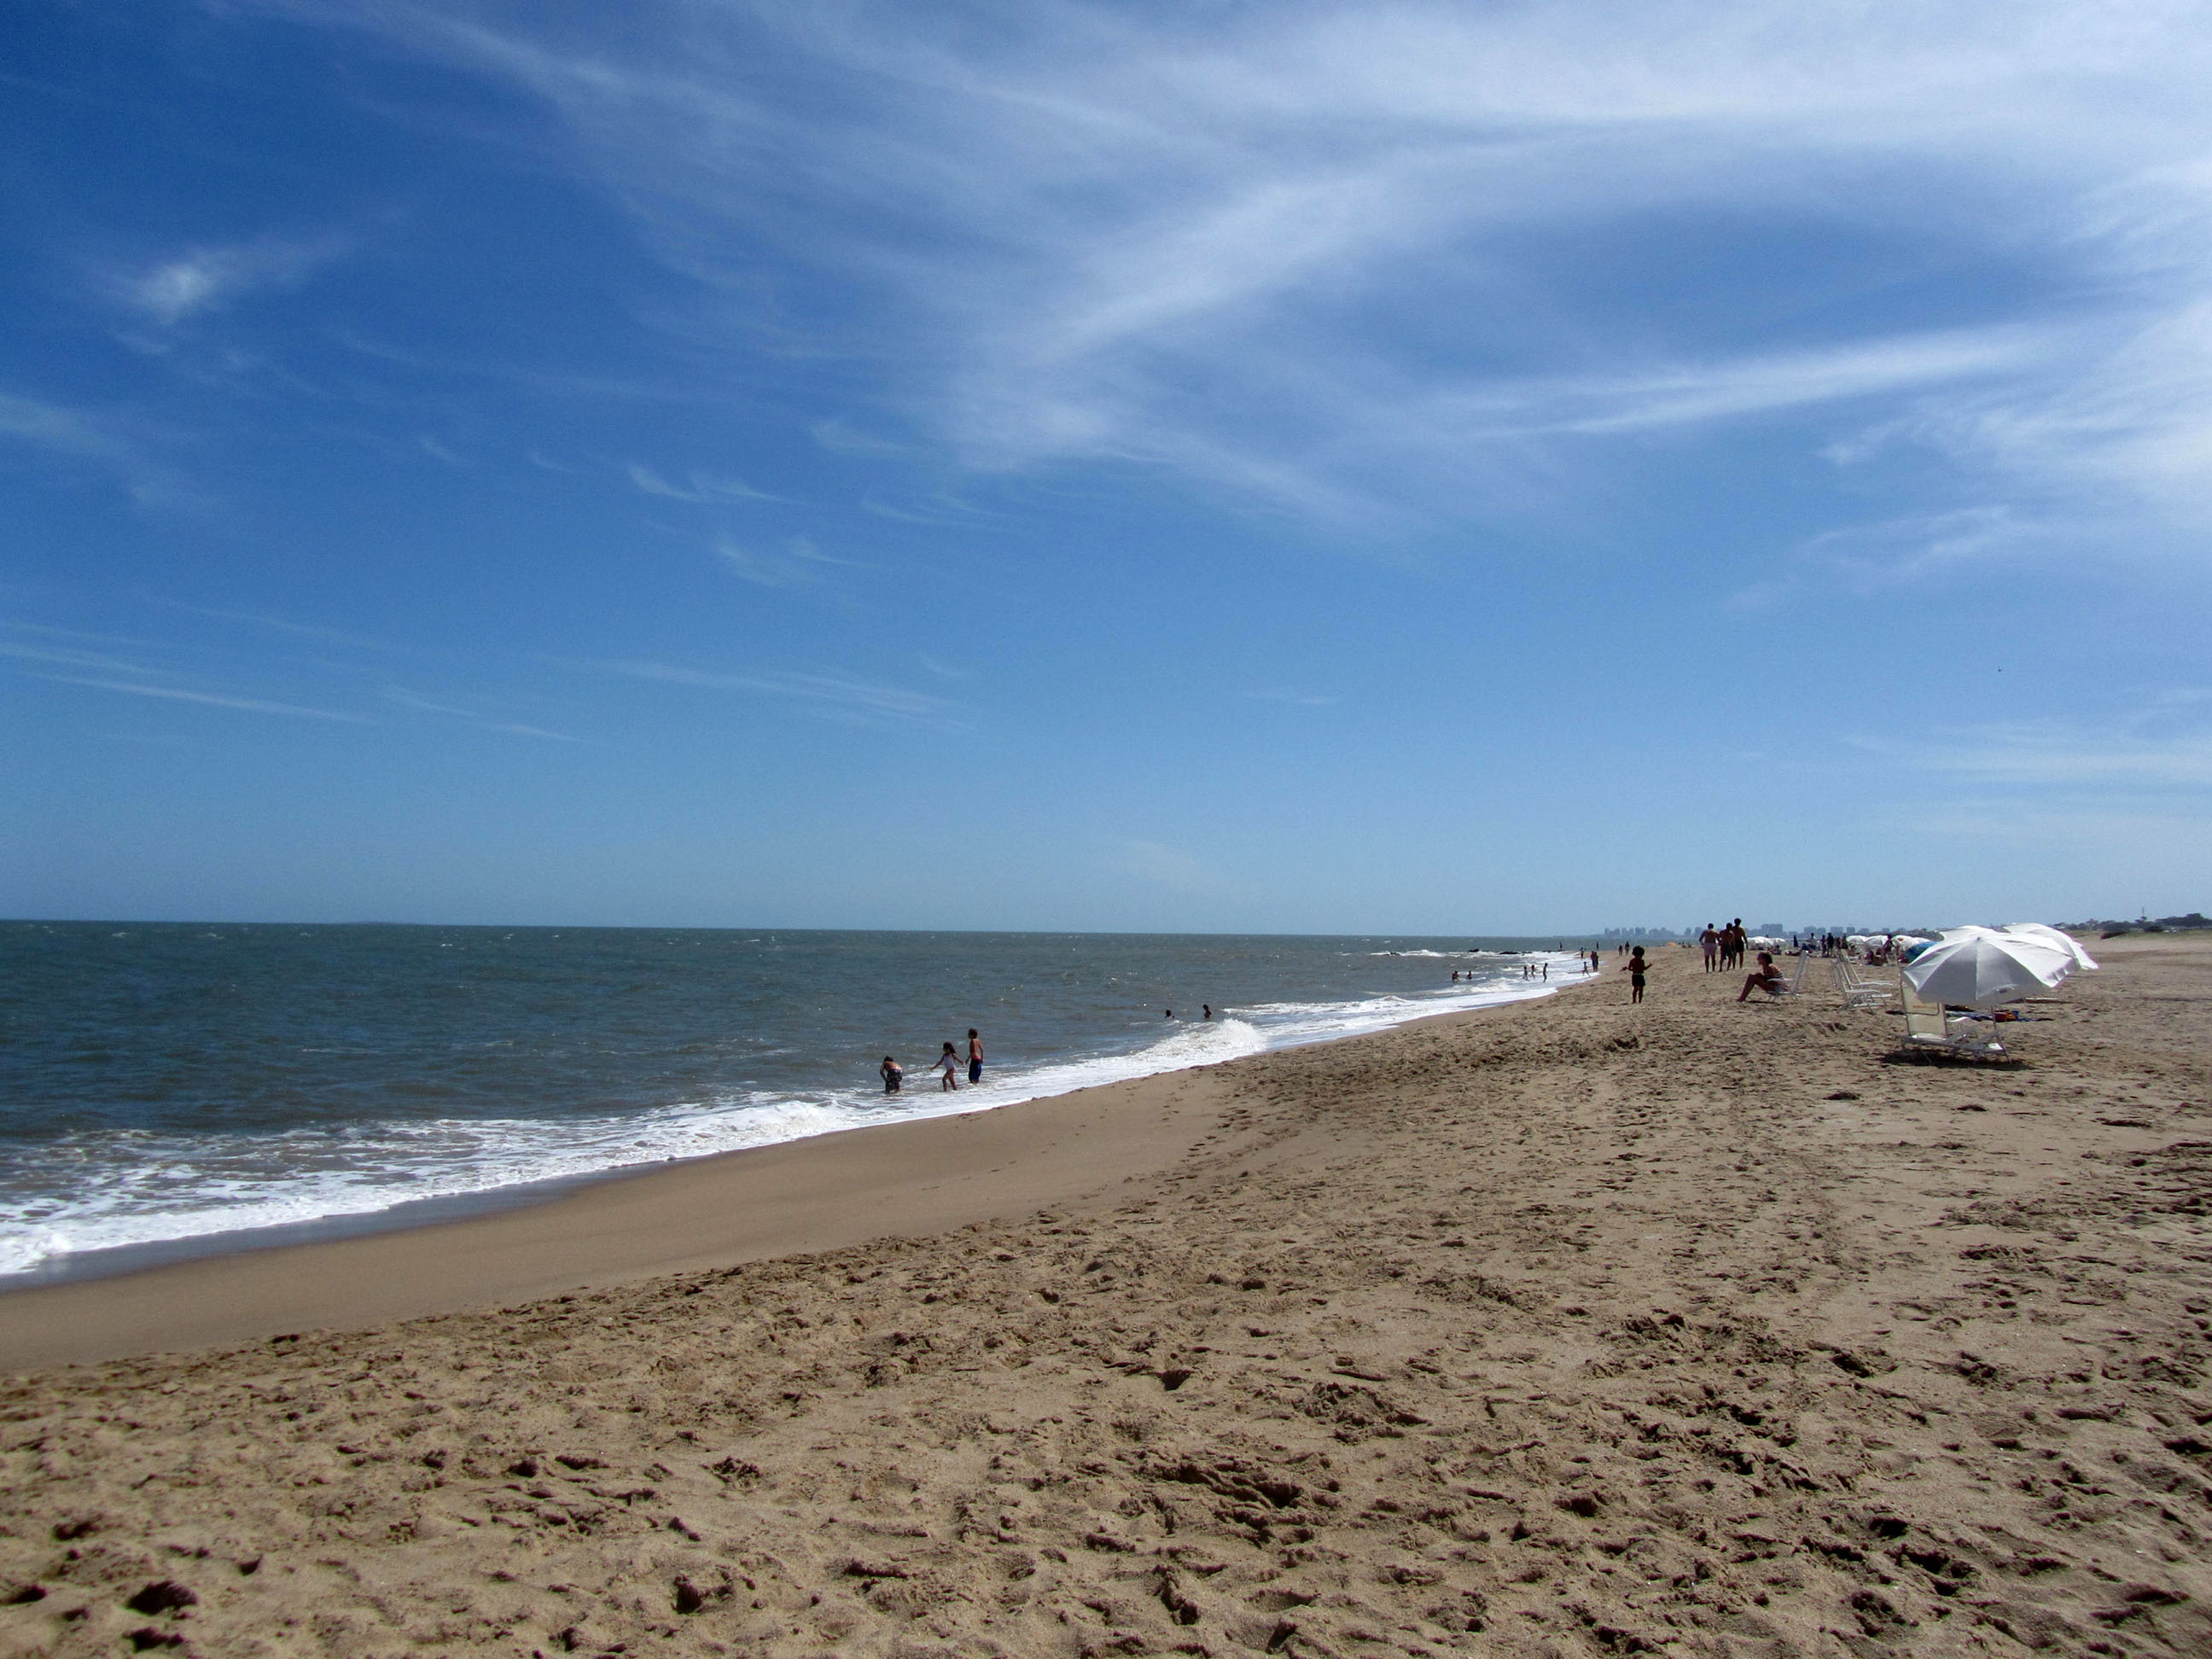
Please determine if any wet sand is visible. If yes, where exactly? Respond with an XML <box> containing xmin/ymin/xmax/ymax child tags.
<box><xmin>2</xmin><ymin>933</ymin><xmax>2207</xmax><ymax>1657</ymax></box>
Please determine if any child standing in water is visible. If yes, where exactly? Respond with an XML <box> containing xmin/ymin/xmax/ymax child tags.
<box><xmin>1621</xmin><ymin>946</ymin><xmax>1650</xmax><ymax>1004</ymax></box>
<box><xmin>937</xmin><ymin>1042</ymin><xmax>961</xmax><ymax>1091</ymax></box>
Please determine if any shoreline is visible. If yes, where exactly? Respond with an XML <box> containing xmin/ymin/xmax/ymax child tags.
<box><xmin>0</xmin><ymin>975</ymin><xmax>1592</xmax><ymax>1371</ymax></box>
<box><xmin>0</xmin><ymin>962</ymin><xmax>1586</xmax><ymax>1301</ymax></box>
<box><xmin>2</xmin><ymin>934</ymin><xmax>2206</xmax><ymax>1656</ymax></box>
<box><xmin>0</xmin><ymin>1064</ymin><xmax>1233</xmax><ymax>1371</ymax></box>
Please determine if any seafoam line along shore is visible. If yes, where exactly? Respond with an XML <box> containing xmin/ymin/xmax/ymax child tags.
<box><xmin>0</xmin><ymin>954</ymin><xmax>1592</xmax><ymax>1284</ymax></box>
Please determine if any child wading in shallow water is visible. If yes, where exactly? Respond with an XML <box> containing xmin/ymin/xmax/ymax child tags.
<box><xmin>1621</xmin><ymin>945</ymin><xmax>1650</xmax><ymax>1004</ymax></box>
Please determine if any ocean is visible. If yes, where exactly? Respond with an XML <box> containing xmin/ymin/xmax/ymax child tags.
<box><xmin>0</xmin><ymin>923</ymin><xmax>1590</xmax><ymax>1283</ymax></box>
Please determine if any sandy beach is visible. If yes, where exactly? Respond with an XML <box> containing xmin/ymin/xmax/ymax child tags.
<box><xmin>2</xmin><ymin>933</ymin><xmax>2207</xmax><ymax>1657</ymax></box>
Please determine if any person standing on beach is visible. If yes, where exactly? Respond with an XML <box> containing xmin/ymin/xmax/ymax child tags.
<box><xmin>880</xmin><ymin>1056</ymin><xmax>903</xmax><ymax>1093</ymax></box>
<box><xmin>967</xmin><ymin>1028</ymin><xmax>983</xmax><ymax>1085</ymax></box>
<box><xmin>937</xmin><ymin>1042</ymin><xmax>960</xmax><ymax>1091</ymax></box>
<box><xmin>1621</xmin><ymin>946</ymin><xmax>1650</xmax><ymax>1004</ymax></box>
<box><xmin>1700</xmin><ymin>923</ymin><xmax>1720</xmax><ymax>973</ymax></box>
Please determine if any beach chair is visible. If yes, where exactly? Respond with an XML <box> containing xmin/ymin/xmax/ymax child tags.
<box><xmin>1898</xmin><ymin>985</ymin><xmax>2007</xmax><ymax>1060</ymax></box>
<box><xmin>1834</xmin><ymin>958</ymin><xmax>1895</xmax><ymax>1009</ymax></box>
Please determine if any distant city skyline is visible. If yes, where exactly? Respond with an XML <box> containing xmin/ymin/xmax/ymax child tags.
<box><xmin>6</xmin><ymin>2</ymin><xmax>2210</xmax><ymax>932</ymax></box>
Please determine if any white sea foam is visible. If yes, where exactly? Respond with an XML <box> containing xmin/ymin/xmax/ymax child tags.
<box><xmin>0</xmin><ymin>957</ymin><xmax>1593</xmax><ymax>1276</ymax></box>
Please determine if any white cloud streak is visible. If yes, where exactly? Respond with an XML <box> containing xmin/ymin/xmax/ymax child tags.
<box><xmin>0</xmin><ymin>640</ymin><xmax>166</xmax><ymax>678</ymax></box>
<box><xmin>239</xmin><ymin>1</ymin><xmax>2212</xmax><ymax>536</ymax></box>
<box><xmin>31</xmin><ymin>674</ymin><xmax>375</xmax><ymax>723</ymax></box>
<box><xmin>380</xmin><ymin>686</ymin><xmax>580</xmax><ymax>740</ymax></box>
<box><xmin>111</xmin><ymin>232</ymin><xmax>351</xmax><ymax>326</ymax></box>
<box><xmin>626</xmin><ymin>462</ymin><xmax>779</xmax><ymax>503</ymax></box>
<box><xmin>0</xmin><ymin>390</ymin><xmax>198</xmax><ymax>508</ymax></box>
<box><xmin>586</xmin><ymin>657</ymin><xmax>959</xmax><ymax>724</ymax></box>
<box><xmin>1860</xmin><ymin>702</ymin><xmax>2212</xmax><ymax>789</ymax></box>
<box><xmin>713</xmin><ymin>533</ymin><xmax>863</xmax><ymax>589</ymax></box>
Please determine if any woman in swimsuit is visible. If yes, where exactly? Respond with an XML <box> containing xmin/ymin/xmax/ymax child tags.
<box><xmin>1738</xmin><ymin>952</ymin><xmax>1787</xmax><ymax>1002</ymax></box>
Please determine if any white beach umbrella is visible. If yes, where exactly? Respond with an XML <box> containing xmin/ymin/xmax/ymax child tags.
<box><xmin>2001</xmin><ymin>923</ymin><xmax>2099</xmax><ymax>970</ymax></box>
<box><xmin>1904</xmin><ymin>930</ymin><xmax>2074</xmax><ymax>1009</ymax></box>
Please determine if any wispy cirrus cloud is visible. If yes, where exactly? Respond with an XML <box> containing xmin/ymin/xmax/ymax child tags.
<box><xmin>0</xmin><ymin>390</ymin><xmax>199</xmax><ymax>509</ymax></box>
<box><xmin>229</xmin><ymin>0</ymin><xmax>2212</xmax><ymax>542</ymax></box>
<box><xmin>810</xmin><ymin>417</ymin><xmax>907</xmax><ymax>458</ymax></box>
<box><xmin>626</xmin><ymin>462</ymin><xmax>781</xmax><ymax>504</ymax></box>
<box><xmin>1727</xmin><ymin>504</ymin><xmax>2057</xmax><ymax>608</ymax></box>
<box><xmin>1856</xmin><ymin>698</ymin><xmax>2212</xmax><ymax>789</ymax></box>
<box><xmin>107</xmin><ymin>230</ymin><xmax>351</xmax><ymax>327</ymax></box>
<box><xmin>0</xmin><ymin>638</ymin><xmax>166</xmax><ymax>678</ymax></box>
<box><xmin>381</xmin><ymin>687</ymin><xmax>579</xmax><ymax>741</ymax></box>
<box><xmin>713</xmin><ymin>533</ymin><xmax>864</xmax><ymax>590</ymax></box>
<box><xmin>9</xmin><ymin>608</ymin><xmax>578</xmax><ymax>739</ymax></box>
<box><xmin>30</xmin><ymin>674</ymin><xmax>375</xmax><ymax>723</ymax></box>
<box><xmin>585</xmin><ymin>657</ymin><xmax>959</xmax><ymax>725</ymax></box>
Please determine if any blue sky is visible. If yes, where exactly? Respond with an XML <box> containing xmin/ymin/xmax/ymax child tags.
<box><xmin>3</xmin><ymin>0</ymin><xmax>2209</xmax><ymax>933</ymax></box>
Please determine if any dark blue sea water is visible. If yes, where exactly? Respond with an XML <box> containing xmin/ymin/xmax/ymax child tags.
<box><xmin>0</xmin><ymin>923</ymin><xmax>1591</xmax><ymax>1278</ymax></box>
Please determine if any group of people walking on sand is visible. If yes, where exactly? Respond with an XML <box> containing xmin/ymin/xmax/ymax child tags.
<box><xmin>1698</xmin><ymin>919</ymin><xmax>1751</xmax><ymax>973</ymax></box>
<box><xmin>880</xmin><ymin>1028</ymin><xmax>985</xmax><ymax>1095</ymax></box>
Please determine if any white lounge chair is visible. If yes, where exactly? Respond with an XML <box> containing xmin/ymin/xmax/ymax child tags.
<box><xmin>1898</xmin><ymin>985</ymin><xmax>2007</xmax><ymax>1060</ymax></box>
<box><xmin>1834</xmin><ymin>958</ymin><xmax>1895</xmax><ymax>1009</ymax></box>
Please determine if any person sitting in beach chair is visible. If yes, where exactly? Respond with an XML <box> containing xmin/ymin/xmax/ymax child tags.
<box><xmin>1738</xmin><ymin>951</ymin><xmax>1789</xmax><ymax>1001</ymax></box>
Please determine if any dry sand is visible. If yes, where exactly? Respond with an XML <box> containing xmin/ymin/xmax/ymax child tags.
<box><xmin>2</xmin><ymin>934</ymin><xmax>2208</xmax><ymax>1658</ymax></box>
